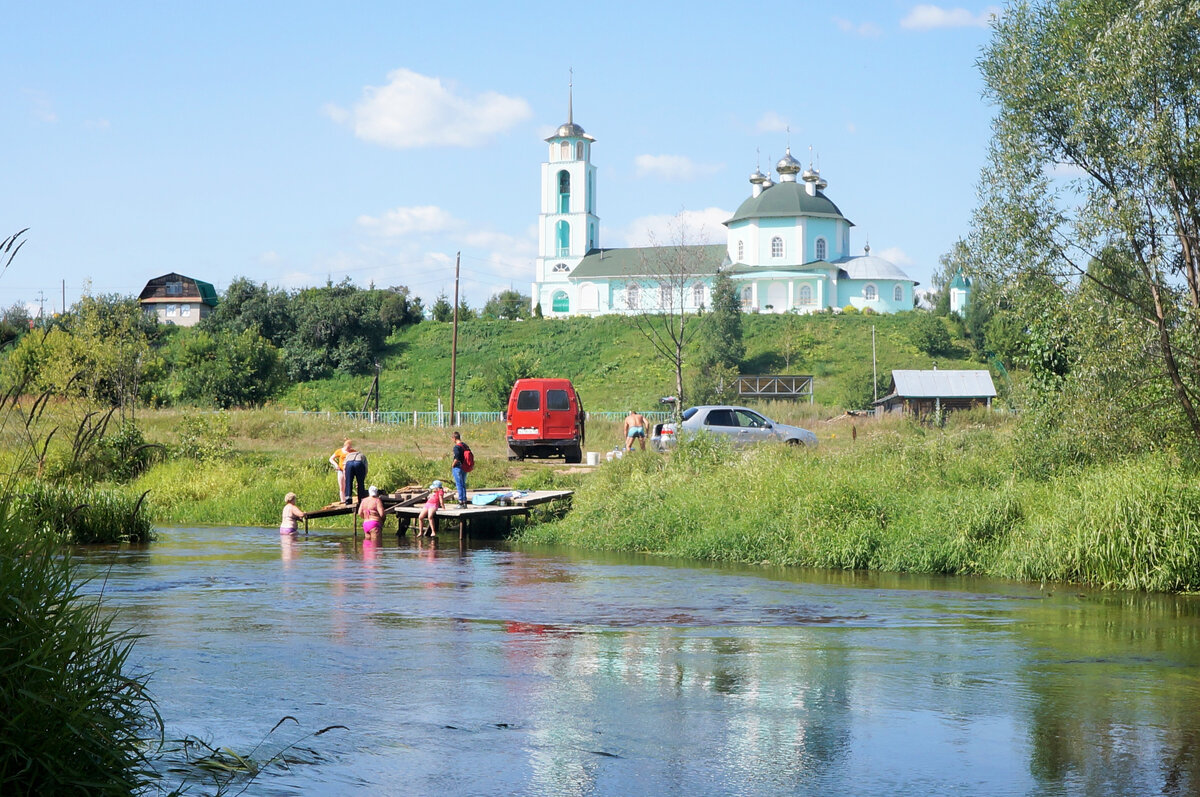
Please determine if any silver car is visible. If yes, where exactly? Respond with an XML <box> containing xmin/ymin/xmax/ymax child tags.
<box><xmin>651</xmin><ymin>405</ymin><xmax>818</xmax><ymax>450</ymax></box>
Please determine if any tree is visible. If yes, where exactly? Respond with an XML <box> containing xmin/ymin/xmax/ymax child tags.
<box><xmin>282</xmin><ymin>280</ymin><xmax>387</xmax><ymax>380</ymax></box>
<box><xmin>483</xmin><ymin>289</ymin><xmax>530</xmax><ymax>320</ymax></box>
<box><xmin>690</xmin><ymin>269</ymin><xmax>745</xmax><ymax>403</ymax></box>
<box><xmin>972</xmin><ymin>0</ymin><xmax>1200</xmax><ymax>447</ymax></box>
<box><xmin>431</xmin><ymin>294</ymin><xmax>453</xmax><ymax>322</ymax></box>
<box><xmin>379</xmin><ymin>285</ymin><xmax>423</xmax><ymax>330</ymax></box>
<box><xmin>906</xmin><ymin>312</ymin><xmax>954</xmax><ymax>357</ymax></box>
<box><xmin>202</xmin><ymin>277</ymin><xmax>293</xmax><ymax>344</ymax></box>
<box><xmin>172</xmin><ymin>328</ymin><xmax>285</xmax><ymax>408</ymax></box>
<box><xmin>630</xmin><ymin>217</ymin><xmax>719</xmax><ymax>418</ymax></box>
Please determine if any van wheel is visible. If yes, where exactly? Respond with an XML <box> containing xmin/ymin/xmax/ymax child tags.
<box><xmin>507</xmin><ymin>445</ymin><xmax>525</xmax><ymax>461</ymax></box>
<box><xmin>563</xmin><ymin>446</ymin><xmax>582</xmax><ymax>464</ymax></box>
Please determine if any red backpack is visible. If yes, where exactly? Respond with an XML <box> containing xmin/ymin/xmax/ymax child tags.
<box><xmin>461</xmin><ymin>446</ymin><xmax>475</xmax><ymax>473</ymax></box>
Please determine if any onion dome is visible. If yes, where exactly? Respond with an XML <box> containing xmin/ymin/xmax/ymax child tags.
<box><xmin>750</xmin><ymin>168</ymin><xmax>767</xmax><ymax>185</ymax></box>
<box><xmin>776</xmin><ymin>147</ymin><xmax>802</xmax><ymax>178</ymax></box>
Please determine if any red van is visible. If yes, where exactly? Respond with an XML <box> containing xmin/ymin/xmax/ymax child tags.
<box><xmin>505</xmin><ymin>378</ymin><xmax>586</xmax><ymax>463</ymax></box>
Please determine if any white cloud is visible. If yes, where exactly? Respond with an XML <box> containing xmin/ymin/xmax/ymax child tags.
<box><xmin>833</xmin><ymin>17</ymin><xmax>884</xmax><ymax>37</ymax></box>
<box><xmin>619</xmin><ymin>208</ymin><xmax>731</xmax><ymax>248</ymax></box>
<box><xmin>900</xmin><ymin>4</ymin><xmax>1001</xmax><ymax>30</ymax></box>
<box><xmin>24</xmin><ymin>90</ymin><xmax>57</xmax><ymax>123</ymax></box>
<box><xmin>357</xmin><ymin>205</ymin><xmax>460</xmax><ymax>237</ymax></box>
<box><xmin>755</xmin><ymin>111</ymin><xmax>790</xmax><ymax>134</ymax></box>
<box><xmin>634</xmin><ymin>154</ymin><xmax>722</xmax><ymax>181</ymax></box>
<box><xmin>875</xmin><ymin>246</ymin><xmax>916</xmax><ymax>267</ymax></box>
<box><xmin>1045</xmin><ymin>162</ymin><xmax>1087</xmax><ymax>180</ymax></box>
<box><xmin>84</xmin><ymin>118</ymin><xmax>110</xmax><ymax>130</ymax></box>
<box><xmin>325</xmin><ymin>68</ymin><xmax>532</xmax><ymax>149</ymax></box>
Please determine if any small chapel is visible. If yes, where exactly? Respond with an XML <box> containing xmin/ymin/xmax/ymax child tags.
<box><xmin>531</xmin><ymin>99</ymin><xmax>924</xmax><ymax>318</ymax></box>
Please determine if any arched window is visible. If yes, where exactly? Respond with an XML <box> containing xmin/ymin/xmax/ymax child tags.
<box><xmin>576</xmin><ymin>142</ymin><xmax>584</xmax><ymax>160</ymax></box>
<box><xmin>552</xmin><ymin>291</ymin><xmax>569</xmax><ymax>313</ymax></box>
<box><xmin>589</xmin><ymin>223</ymin><xmax>595</xmax><ymax>249</ymax></box>
<box><xmin>798</xmin><ymin>284</ymin><xmax>813</xmax><ymax>305</ymax></box>
<box><xmin>693</xmin><ymin>283</ymin><xmax>705</xmax><ymax>307</ymax></box>
<box><xmin>864</xmin><ymin>283</ymin><xmax>877</xmax><ymax>301</ymax></box>
<box><xmin>556</xmin><ymin>220</ymin><xmax>570</xmax><ymax>256</ymax></box>
<box><xmin>815</xmin><ymin>237</ymin><xmax>827</xmax><ymax>261</ymax></box>
<box><xmin>557</xmin><ymin>170</ymin><xmax>571</xmax><ymax>213</ymax></box>
<box><xmin>741</xmin><ymin>286</ymin><xmax>753</xmax><ymax>308</ymax></box>
<box><xmin>552</xmin><ymin>262</ymin><xmax>570</xmax><ymax>273</ymax></box>
<box><xmin>771</xmin><ymin>236</ymin><xmax>784</xmax><ymax>258</ymax></box>
<box><xmin>737</xmin><ymin>240</ymin><xmax>744</xmax><ymax>261</ymax></box>
<box><xmin>626</xmin><ymin>282</ymin><xmax>640</xmax><ymax>309</ymax></box>
<box><xmin>893</xmin><ymin>284</ymin><xmax>903</xmax><ymax>302</ymax></box>
<box><xmin>559</xmin><ymin>141</ymin><xmax>569</xmax><ymax>160</ymax></box>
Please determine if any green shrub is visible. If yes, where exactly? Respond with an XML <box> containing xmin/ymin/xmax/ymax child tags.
<box><xmin>15</xmin><ymin>481</ymin><xmax>154</xmax><ymax>544</ymax></box>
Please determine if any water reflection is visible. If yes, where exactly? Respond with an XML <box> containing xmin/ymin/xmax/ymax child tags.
<box><xmin>72</xmin><ymin>529</ymin><xmax>1200</xmax><ymax>796</ymax></box>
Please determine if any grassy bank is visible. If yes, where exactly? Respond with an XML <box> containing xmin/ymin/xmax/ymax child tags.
<box><xmin>517</xmin><ymin>412</ymin><xmax>1200</xmax><ymax>592</ymax></box>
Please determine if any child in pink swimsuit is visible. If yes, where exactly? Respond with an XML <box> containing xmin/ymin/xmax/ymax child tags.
<box><xmin>416</xmin><ymin>480</ymin><xmax>445</xmax><ymax>537</ymax></box>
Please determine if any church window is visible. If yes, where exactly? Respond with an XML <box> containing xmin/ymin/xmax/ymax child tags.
<box><xmin>587</xmin><ymin>174</ymin><xmax>594</xmax><ymax>212</ymax></box>
<box><xmin>659</xmin><ymin>285</ymin><xmax>671</xmax><ymax>308</ymax></box>
<box><xmin>626</xmin><ymin>282</ymin><xmax>640</xmax><ymax>309</ymax></box>
<box><xmin>558</xmin><ymin>170</ymin><xmax>571</xmax><ymax>213</ymax></box>
<box><xmin>556</xmin><ymin>221</ymin><xmax>570</xmax><ymax>256</ymax></box>
<box><xmin>552</xmin><ymin>291</ymin><xmax>569</xmax><ymax>313</ymax></box>
<box><xmin>771</xmin><ymin>236</ymin><xmax>784</xmax><ymax>258</ymax></box>
<box><xmin>741</xmin><ymin>286</ymin><xmax>753</xmax><ymax>309</ymax></box>
<box><xmin>552</xmin><ymin>262</ymin><xmax>570</xmax><ymax>273</ymax></box>
<box><xmin>560</xmin><ymin>141</ymin><xmax>569</xmax><ymax>160</ymax></box>
<box><xmin>815</xmin><ymin>237</ymin><xmax>827</xmax><ymax>261</ymax></box>
<box><xmin>737</xmin><ymin>240</ymin><xmax>744</xmax><ymax>261</ymax></box>
<box><xmin>693</xmin><ymin>283</ymin><xmax>705</xmax><ymax>307</ymax></box>
<box><xmin>893</xmin><ymin>285</ymin><xmax>903</xmax><ymax>302</ymax></box>
<box><xmin>576</xmin><ymin>142</ymin><xmax>584</xmax><ymax>160</ymax></box>
<box><xmin>798</xmin><ymin>284</ymin><xmax>813</xmax><ymax>305</ymax></box>
<box><xmin>864</xmin><ymin>283</ymin><xmax>877</xmax><ymax>301</ymax></box>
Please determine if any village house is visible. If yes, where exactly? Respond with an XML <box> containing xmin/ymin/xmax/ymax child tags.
<box><xmin>872</xmin><ymin>369</ymin><xmax>997</xmax><ymax>417</ymax></box>
<box><xmin>138</xmin><ymin>273</ymin><xmax>218</xmax><ymax>327</ymax></box>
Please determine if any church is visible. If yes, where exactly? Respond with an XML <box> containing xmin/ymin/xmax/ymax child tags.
<box><xmin>531</xmin><ymin>100</ymin><xmax>923</xmax><ymax>318</ymax></box>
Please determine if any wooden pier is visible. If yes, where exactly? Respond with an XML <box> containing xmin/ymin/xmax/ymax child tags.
<box><xmin>301</xmin><ymin>486</ymin><xmax>573</xmax><ymax>540</ymax></box>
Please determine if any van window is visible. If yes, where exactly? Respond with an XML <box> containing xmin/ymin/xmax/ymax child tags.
<box><xmin>516</xmin><ymin>390</ymin><xmax>540</xmax><ymax>411</ymax></box>
<box><xmin>547</xmin><ymin>389</ymin><xmax>570</xmax><ymax>411</ymax></box>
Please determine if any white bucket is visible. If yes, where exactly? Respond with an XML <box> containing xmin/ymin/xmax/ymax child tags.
<box><xmin>586</xmin><ymin>451</ymin><xmax>599</xmax><ymax>466</ymax></box>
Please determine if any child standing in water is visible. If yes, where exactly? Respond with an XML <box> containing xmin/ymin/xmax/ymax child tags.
<box><xmin>416</xmin><ymin>480</ymin><xmax>445</xmax><ymax>537</ymax></box>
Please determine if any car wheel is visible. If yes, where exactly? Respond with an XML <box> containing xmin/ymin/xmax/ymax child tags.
<box><xmin>785</xmin><ymin>439</ymin><xmax>801</xmax><ymax>446</ymax></box>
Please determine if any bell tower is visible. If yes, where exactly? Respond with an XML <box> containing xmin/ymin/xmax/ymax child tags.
<box><xmin>536</xmin><ymin>77</ymin><xmax>598</xmax><ymax>290</ymax></box>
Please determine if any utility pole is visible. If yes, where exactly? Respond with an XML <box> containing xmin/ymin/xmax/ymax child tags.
<box><xmin>449</xmin><ymin>251</ymin><xmax>460</xmax><ymax>425</ymax></box>
<box><xmin>61</xmin><ymin>280</ymin><xmax>65</xmax><ymax>316</ymax></box>
<box><xmin>36</xmin><ymin>290</ymin><xmax>45</xmax><ymax>325</ymax></box>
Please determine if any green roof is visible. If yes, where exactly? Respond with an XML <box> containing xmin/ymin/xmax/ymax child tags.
<box><xmin>570</xmin><ymin>244</ymin><xmax>727</xmax><ymax>279</ymax></box>
<box><xmin>725</xmin><ymin>181</ymin><xmax>851</xmax><ymax>225</ymax></box>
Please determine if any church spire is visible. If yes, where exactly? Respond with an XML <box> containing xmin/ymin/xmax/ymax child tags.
<box><xmin>568</xmin><ymin>68</ymin><xmax>574</xmax><ymax>126</ymax></box>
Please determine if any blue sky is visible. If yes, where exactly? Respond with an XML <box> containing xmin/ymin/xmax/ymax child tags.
<box><xmin>2</xmin><ymin>1</ymin><xmax>1002</xmax><ymax>315</ymax></box>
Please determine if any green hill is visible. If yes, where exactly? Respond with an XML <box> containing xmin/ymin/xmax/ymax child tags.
<box><xmin>281</xmin><ymin>310</ymin><xmax>985</xmax><ymax>413</ymax></box>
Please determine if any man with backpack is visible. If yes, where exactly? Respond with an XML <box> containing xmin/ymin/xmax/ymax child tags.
<box><xmin>451</xmin><ymin>431</ymin><xmax>473</xmax><ymax>508</ymax></box>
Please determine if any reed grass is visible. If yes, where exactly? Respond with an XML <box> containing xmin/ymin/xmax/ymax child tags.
<box><xmin>0</xmin><ymin>499</ymin><xmax>159</xmax><ymax>793</ymax></box>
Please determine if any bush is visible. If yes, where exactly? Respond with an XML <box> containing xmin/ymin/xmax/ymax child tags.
<box><xmin>0</xmin><ymin>500</ymin><xmax>158</xmax><ymax>792</ymax></box>
<box><xmin>15</xmin><ymin>481</ymin><xmax>154</xmax><ymax>544</ymax></box>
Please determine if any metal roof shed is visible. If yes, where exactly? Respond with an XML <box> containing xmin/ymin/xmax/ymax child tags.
<box><xmin>873</xmin><ymin>369</ymin><xmax>997</xmax><ymax>417</ymax></box>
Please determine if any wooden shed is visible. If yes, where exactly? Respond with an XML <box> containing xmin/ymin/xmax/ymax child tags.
<box><xmin>138</xmin><ymin>273</ymin><xmax>218</xmax><ymax>327</ymax></box>
<box><xmin>872</xmin><ymin>369</ymin><xmax>996</xmax><ymax>417</ymax></box>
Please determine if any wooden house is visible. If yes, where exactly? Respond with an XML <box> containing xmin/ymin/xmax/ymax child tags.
<box><xmin>872</xmin><ymin>369</ymin><xmax>996</xmax><ymax>417</ymax></box>
<box><xmin>138</xmin><ymin>273</ymin><xmax>218</xmax><ymax>327</ymax></box>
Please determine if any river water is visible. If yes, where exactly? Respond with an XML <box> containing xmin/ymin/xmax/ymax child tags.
<box><xmin>74</xmin><ymin>526</ymin><xmax>1200</xmax><ymax>796</ymax></box>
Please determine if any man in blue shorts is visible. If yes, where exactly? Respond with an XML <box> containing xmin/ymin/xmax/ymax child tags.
<box><xmin>623</xmin><ymin>409</ymin><xmax>648</xmax><ymax>452</ymax></box>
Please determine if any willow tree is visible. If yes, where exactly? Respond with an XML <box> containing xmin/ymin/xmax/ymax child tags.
<box><xmin>971</xmin><ymin>0</ymin><xmax>1200</xmax><ymax>446</ymax></box>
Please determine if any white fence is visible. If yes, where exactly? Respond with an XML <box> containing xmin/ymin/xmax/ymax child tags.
<box><xmin>285</xmin><ymin>410</ymin><xmax>671</xmax><ymax>427</ymax></box>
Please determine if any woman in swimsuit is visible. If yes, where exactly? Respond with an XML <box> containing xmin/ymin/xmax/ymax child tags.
<box><xmin>416</xmin><ymin>480</ymin><xmax>445</xmax><ymax>537</ymax></box>
<box><xmin>280</xmin><ymin>492</ymin><xmax>306</xmax><ymax>535</ymax></box>
<box><xmin>358</xmin><ymin>485</ymin><xmax>385</xmax><ymax>537</ymax></box>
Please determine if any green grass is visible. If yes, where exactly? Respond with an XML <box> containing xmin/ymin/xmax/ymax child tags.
<box><xmin>518</xmin><ymin>415</ymin><xmax>1200</xmax><ymax>592</ymax></box>
<box><xmin>277</xmin><ymin>311</ymin><xmax>982</xmax><ymax>412</ymax></box>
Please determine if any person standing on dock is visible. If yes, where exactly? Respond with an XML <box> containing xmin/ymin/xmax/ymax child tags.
<box><xmin>451</xmin><ymin>431</ymin><xmax>471</xmax><ymax>507</ymax></box>
<box><xmin>329</xmin><ymin>440</ymin><xmax>349</xmax><ymax>502</ymax></box>
<box><xmin>358</xmin><ymin>485</ymin><xmax>385</xmax><ymax>537</ymax></box>
<box><xmin>342</xmin><ymin>440</ymin><xmax>368</xmax><ymax>505</ymax></box>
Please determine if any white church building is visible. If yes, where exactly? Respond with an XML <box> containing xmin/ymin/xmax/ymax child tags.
<box><xmin>532</xmin><ymin>101</ymin><xmax>924</xmax><ymax>317</ymax></box>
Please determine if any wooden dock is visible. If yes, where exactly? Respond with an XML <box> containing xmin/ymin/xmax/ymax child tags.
<box><xmin>301</xmin><ymin>486</ymin><xmax>573</xmax><ymax>540</ymax></box>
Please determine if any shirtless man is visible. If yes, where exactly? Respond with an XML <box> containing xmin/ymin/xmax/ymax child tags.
<box><xmin>623</xmin><ymin>409</ymin><xmax>649</xmax><ymax>452</ymax></box>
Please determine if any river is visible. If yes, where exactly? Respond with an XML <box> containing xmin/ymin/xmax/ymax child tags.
<box><xmin>74</xmin><ymin>526</ymin><xmax>1200</xmax><ymax>796</ymax></box>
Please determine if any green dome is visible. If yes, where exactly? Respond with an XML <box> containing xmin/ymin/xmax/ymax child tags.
<box><xmin>725</xmin><ymin>181</ymin><xmax>850</xmax><ymax>226</ymax></box>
